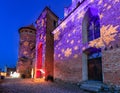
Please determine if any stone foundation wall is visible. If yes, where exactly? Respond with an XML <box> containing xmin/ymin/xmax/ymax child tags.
<box><xmin>102</xmin><ymin>48</ymin><xmax>120</xmax><ymax>86</ymax></box>
<box><xmin>54</xmin><ymin>57</ymin><xmax>82</xmax><ymax>83</ymax></box>
<box><xmin>17</xmin><ymin>60</ymin><xmax>32</xmax><ymax>78</ymax></box>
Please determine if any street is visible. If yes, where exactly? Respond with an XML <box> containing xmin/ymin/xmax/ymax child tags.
<box><xmin>0</xmin><ymin>78</ymin><xmax>89</xmax><ymax>93</ymax></box>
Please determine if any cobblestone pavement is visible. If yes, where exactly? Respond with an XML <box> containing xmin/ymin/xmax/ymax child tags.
<box><xmin>0</xmin><ymin>78</ymin><xmax>90</xmax><ymax>93</ymax></box>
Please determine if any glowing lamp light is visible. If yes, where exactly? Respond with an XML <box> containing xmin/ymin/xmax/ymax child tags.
<box><xmin>40</xmin><ymin>69</ymin><xmax>45</xmax><ymax>79</ymax></box>
<box><xmin>0</xmin><ymin>72</ymin><xmax>6</xmax><ymax>76</ymax></box>
<box><xmin>40</xmin><ymin>69</ymin><xmax>45</xmax><ymax>74</ymax></box>
<box><xmin>10</xmin><ymin>72</ymin><xmax>20</xmax><ymax>78</ymax></box>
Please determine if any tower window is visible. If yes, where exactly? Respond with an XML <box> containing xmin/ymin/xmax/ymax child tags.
<box><xmin>53</xmin><ymin>20</ymin><xmax>57</xmax><ymax>27</ymax></box>
<box><xmin>30</xmin><ymin>31</ymin><xmax>32</xmax><ymax>33</ymax></box>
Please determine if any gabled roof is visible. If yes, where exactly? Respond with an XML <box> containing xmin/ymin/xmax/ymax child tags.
<box><xmin>36</xmin><ymin>6</ymin><xmax>59</xmax><ymax>23</ymax></box>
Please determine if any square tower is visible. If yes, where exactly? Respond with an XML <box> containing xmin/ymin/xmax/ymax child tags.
<box><xmin>35</xmin><ymin>7</ymin><xmax>58</xmax><ymax>80</ymax></box>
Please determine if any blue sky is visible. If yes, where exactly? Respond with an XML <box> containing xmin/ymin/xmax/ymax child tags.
<box><xmin>0</xmin><ymin>0</ymin><xmax>71</xmax><ymax>70</ymax></box>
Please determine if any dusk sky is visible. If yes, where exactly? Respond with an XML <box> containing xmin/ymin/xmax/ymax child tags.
<box><xmin>0</xmin><ymin>0</ymin><xmax>71</xmax><ymax>70</ymax></box>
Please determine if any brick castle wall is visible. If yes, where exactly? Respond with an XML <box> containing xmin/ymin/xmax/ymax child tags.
<box><xmin>53</xmin><ymin>0</ymin><xmax>120</xmax><ymax>85</ymax></box>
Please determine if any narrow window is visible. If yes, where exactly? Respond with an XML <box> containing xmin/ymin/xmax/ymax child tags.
<box><xmin>53</xmin><ymin>20</ymin><xmax>57</xmax><ymax>27</ymax></box>
<box><xmin>87</xmin><ymin>17</ymin><xmax>100</xmax><ymax>42</ymax></box>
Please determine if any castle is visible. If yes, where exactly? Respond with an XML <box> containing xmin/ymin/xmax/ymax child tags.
<box><xmin>17</xmin><ymin>0</ymin><xmax>120</xmax><ymax>87</ymax></box>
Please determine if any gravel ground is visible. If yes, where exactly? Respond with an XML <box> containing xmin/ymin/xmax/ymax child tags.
<box><xmin>0</xmin><ymin>78</ymin><xmax>90</xmax><ymax>93</ymax></box>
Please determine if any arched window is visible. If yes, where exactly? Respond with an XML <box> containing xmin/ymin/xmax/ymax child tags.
<box><xmin>82</xmin><ymin>7</ymin><xmax>100</xmax><ymax>43</ymax></box>
<box><xmin>87</xmin><ymin>16</ymin><xmax>100</xmax><ymax>41</ymax></box>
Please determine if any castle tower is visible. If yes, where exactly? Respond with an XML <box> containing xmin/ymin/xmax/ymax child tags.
<box><xmin>35</xmin><ymin>7</ymin><xmax>58</xmax><ymax>80</ymax></box>
<box><xmin>17</xmin><ymin>24</ymin><xmax>36</xmax><ymax>78</ymax></box>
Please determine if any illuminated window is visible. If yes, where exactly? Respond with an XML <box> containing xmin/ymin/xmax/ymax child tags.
<box><xmin>87</xmin><ymin>17</ymin><xmax>100</xmax><ymax>41</ymax></box>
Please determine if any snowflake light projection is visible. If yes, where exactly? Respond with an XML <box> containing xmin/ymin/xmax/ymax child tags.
<box><xmin>23</xmin><ymin>41</ymin><xmax>29</xmax><ymax>46</ymax></box>
<box><xmin>61</xmin><ymin>49</ymin><xmax>65</xmax><ymax>53</ymax></box>
<box><xmin>74</xmin><ymin>46</ymin><xmax>79</xmax><ymax>50</ymax></box>
<box><xmin>77</xmin><ymin>11</ymin><xmax>85</xmax><ymax>19</ymax></box>
<box><xmin>70</xmin><ymin>40</ymin><xmax>74</xmax><ymax>44</ymax></box>
<box><xmin>23</xmin><ymin>51</ymin><xmax>28</xmax><ymax>55</ymax></box>
<box><xmin>98</xmin><ymin>0</ymin><xmax>103</xmax><ymax>5</ymax></box>
<box><xmin>54</xmin><ymin>30</ymin><xmax>61</xmax><ymax>41</ymax></box>
<box><xmin>100</xmin><ymin>14</ymin><xmax>103</xmax><ymax>19</ymax></box>
<box><xmin>89</xmin><ymin>25</ymin><xmax>119</xmax><ymax>48</ymax></box>
<box><xmin>64</xmin><ymin>48</ymin><xmax>72</xmax><ymax>57</ymax></box>
<box><xmin>74</xmin><ymin>54</ymin><xmax>78</xmax><ymax>58</ymax></box>
<box><xmin>73</xmin><ymin>29</ymin><xmax>76</xmax><ymax>33</ymax></box>
<box><xmin>61</xmin><ymin>22</ymin><xmax>67</xmax><ymax>30</ymax></box>
<box><xmin>107</xmin><ymin>5</ymin><xmax>112</xmax><ymax>10</ymax></box>
<box><xmin>114</xmin><ymin>0</ymin><xmax>120</xmax><ymax>4</ymax></box>
<box><xmin>90</xmin><ymin>0</ymin><xmax>94</xmax><ymax>3</ymax></box>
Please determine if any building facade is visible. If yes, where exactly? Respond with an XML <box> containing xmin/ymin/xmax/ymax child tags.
<box><xmin>53</xmin><ymin>0</ymin><xmax>120</xmax><ymax>86</ymax></box>
<box><xmin>17</xmin><ymin>0</ymin><xmax>120</xmax><ymax>86</ymax></box>
<box><xmin>17</xmin><ymin>24</ymin><xmax>36</xmax><ymax>78</ymax></box>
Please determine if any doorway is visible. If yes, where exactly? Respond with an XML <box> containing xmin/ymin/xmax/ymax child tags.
<box><xmin>87</xmin><ymin>51</ymin><xmax>103</xmax><ymax>81</ymax></box>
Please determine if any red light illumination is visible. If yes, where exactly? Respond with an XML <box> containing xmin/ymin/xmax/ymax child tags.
<box><xmin>36</xmin><ymin>43</ymin><xmax>43</xmax><ymax>78</ymax></box>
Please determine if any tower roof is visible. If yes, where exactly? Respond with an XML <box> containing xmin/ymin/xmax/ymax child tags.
<box><xmin>36</xmin><ymin>6</ymin><xmax>59</xmax><ymax>23</ymax></box>
<box><xmin>18</xmin><ymin>24</ymin><xmax>36</xmax><ymax>33</ymax></box>
<box><xmin>26</xmin><ymin>24</ymin><xmax>36</xmax><ymax>30</ymax></box>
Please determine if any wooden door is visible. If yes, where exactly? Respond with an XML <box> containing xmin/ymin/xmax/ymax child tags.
<box><xmin>88</xmin><ymin>57</ymin><xmax>102</xmax><ymax>81</ymax></box>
